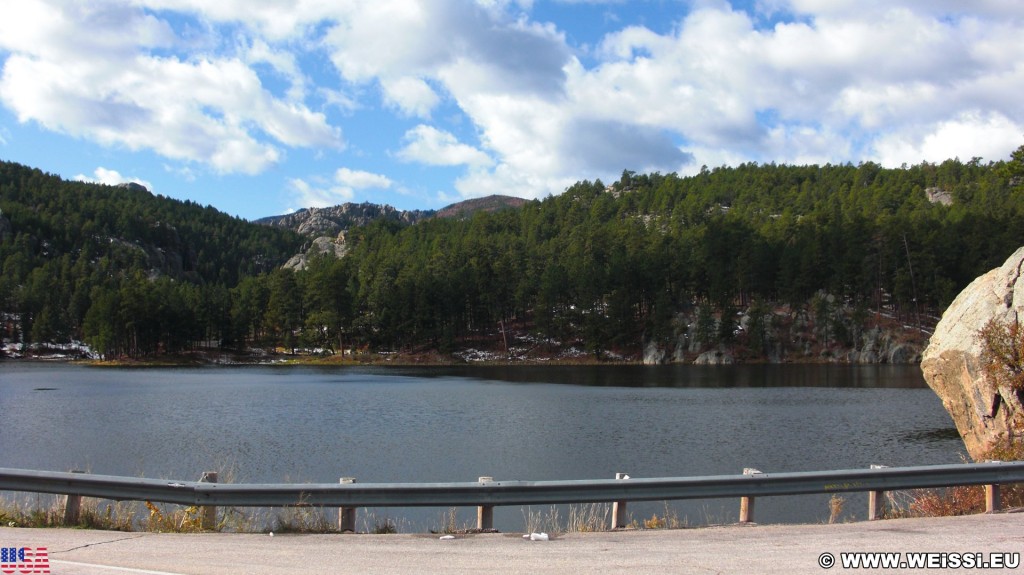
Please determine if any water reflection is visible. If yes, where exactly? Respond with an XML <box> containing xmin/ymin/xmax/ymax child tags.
<box><xmin>381</xmin><ymin>364</ymin><xmax>930</xmax><ymax>389</ymax></box>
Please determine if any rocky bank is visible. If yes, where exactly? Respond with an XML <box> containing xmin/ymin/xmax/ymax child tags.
<box><xmin>921</xmin><ymin>246</ymin><xmax>1024</xmax><ymax>460</ymax></box>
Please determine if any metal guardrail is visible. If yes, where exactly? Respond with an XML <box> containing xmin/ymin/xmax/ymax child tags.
<box><xmin>2</xmin><ymin>462</ymin><xmax>1023</xmax><ymax>509</ymax></box>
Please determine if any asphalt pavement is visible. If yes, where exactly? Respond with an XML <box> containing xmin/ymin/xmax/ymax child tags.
<box><xmin>2</xmin><ymin>512</ymin><xmax>1022</xmax><ymax>574</ymax></box>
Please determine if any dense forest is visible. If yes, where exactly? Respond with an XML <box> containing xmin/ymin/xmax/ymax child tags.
<box><xmin>2</xmin><ymin>147</ymin><xmax>1023</xmax><ymax>361</ymax></box>
<box><xmin>0</xmin><ymin>161</ymin><xmax>303</xmax><ymax>357</ymax></box>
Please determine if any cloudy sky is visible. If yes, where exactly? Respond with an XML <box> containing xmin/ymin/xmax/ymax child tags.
<box><xmin>1</xmin><ymin>1</ymin><xmax>1022</xmax><ymax>220</ymax></box>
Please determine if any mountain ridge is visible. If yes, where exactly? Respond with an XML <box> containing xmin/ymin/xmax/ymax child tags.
<box><xmin>255</xmin><ymin>195</ymin><xmax>528</xmax><ymax>238</ymax></box>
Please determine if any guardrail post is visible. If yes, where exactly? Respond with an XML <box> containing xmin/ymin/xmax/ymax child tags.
<box><xmin>339</xmin><ymin>477</ymin><xmax>357</xmax><ymax>532</ymax></box>
<box><xmin>61</xmin><ymin>470</ymin><xmax>85</xmax><ymax>525</ymax></box>
<box><xmin>985</xmin><ymin>484</ymin><xmax>1001</xmax><ymax>513</ymax></box>
<box><xmin>200</xmin><ymin>471</ymin><xmax>218</xmax><ymax>530</ymax></box>
<box><xmin>611</xmin><ymin>472</ymin><xmax>630</xmax><ymax>529</ymax></box>
<box><xmin>868</xmin><ymin>465</ymin><xmax>888</xmax><ymax>520</ymax></box>
<box><xmin>477</xmin><ymin>477</ymin><xmax>494</xmax><ymax>531</ymax></box>
<box><xmin>739</xmin><ymin>468</ymin><xmax>762</xmax><ymax>524</ymax></box>
<box><xmin>983</xmin><ymin>461</ymin><xmax>1002</xmax><ymax>514</ymax></box>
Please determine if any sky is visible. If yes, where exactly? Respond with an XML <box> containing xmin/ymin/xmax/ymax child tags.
<box><xmin>0</xmin><ymin>1</ymin><xmax>1022</xmax><ymax>221</ymax></box>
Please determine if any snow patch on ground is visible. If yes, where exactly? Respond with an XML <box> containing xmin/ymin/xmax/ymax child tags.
<box><xmin>453</xmin><ymin>349</ymin><xmax>504</xmax><ymax>362</ymax></box>
<box><xmin>2</xmin><ymin>340</ymin><xmax>97</xmax><ymax>359</ymax></box>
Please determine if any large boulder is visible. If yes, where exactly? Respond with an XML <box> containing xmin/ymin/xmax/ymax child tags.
<box><xmin>921</xmin><ymin>246</ymin><xmax>1024</xmax><ymax>460</ymax></box>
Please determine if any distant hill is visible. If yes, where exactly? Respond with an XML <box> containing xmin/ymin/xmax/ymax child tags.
<box><xmin>0</xmin><ymin>160</ymin><xmax>301</xmax><ymax>284</ymax></box>
<box><xmin>0</xmin><ymin>159</ymin><xmax>303</xmax><ymax>355</ymax></box>
<box><xmin>435</xmin><ymin>195</ymin><xmax>528</xmax><ymax>219</ymax></box>
<box><xmin>255</xmin><ymin>195</ymin><xmax>528</xmax><ymax>238</ymax></box>
<box><xmin>255</xmin><ymin>203</ymin><xmax>434</xmax><ymax>238</ymax></box>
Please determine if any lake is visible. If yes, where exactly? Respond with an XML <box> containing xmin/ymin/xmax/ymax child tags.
<box><xmin>0</xmin><ymin>362</ymin><xmax>962</xmax><ymax>531</ymax></box>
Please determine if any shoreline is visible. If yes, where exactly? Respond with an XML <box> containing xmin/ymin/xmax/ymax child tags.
<box><xmin>0</xmin><ymin>349</ymin><xmax>922</xmax><ymax>367</ymax></box>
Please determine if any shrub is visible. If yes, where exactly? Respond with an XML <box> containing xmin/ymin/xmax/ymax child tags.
<box><xmin>979</xmin><ymin>318</ymin><xmax>1024</xmax><ymax>393</ymax></box>
<box><xmin>906</xmin><ymin>441</ymin><xmax>1024</xmax><ymax>517</ymax></box>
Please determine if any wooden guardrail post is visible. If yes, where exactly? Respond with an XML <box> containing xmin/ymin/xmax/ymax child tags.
<box><xmin>200</xmin><ymin>471</ymin><xmax>218</xmax><ymax>530</ymax></box>
<box><xmin>739</xmin><ymin>468</ymin><xmax>761</xmax><ymax>524</ymax></box>
<box><xmin>339</xmin><ymin>477</ymin><xmax>357</xmax><ymax>532</ymax></box>
<box><xmin>477</xmin><ymin>477</ymin><xmax>494</xmax><ymax>531</ymax></box>
<box><xmin>984</xmin><ymin>460</ymin><xmax>1002</xmax><ymax>513</ymax></box>
<box><xmin>868</xmin><ymin>465</ymin><xmax>888</xmax><ymax>520</ymax></box>
<box><xmin>985</xmin><ymin>484</ymin><xmax>1001</xmax><ymax>513</ymax></box>
<box><xmin>61</xmin><ymin>470</ymin><xmax>85</xmax><ymax>525</ymax></box>
<box><xmin>611</xmin><ymin>472</ymin><xmax>630</xmax><ymax>529</ymax></box>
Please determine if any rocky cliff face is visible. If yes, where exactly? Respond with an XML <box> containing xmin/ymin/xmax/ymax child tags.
<box><xmin>920</xmin><ymin>246</ymin><xmax>1024</xmax><ymax>460</ymax></box>
<box><xmin>256</xmin><ymin>203</ymin><xmax>433</xmax><ymax>236</ymax></box>
<box><xmin>257</xmin><ymin>203</ymin><xmax>432</xmax><ymax>270</ymax></box>
<box><xmin>283</xmin><ymin>234</ymin><xmax>349</xmax><ymax>271</ymax></box>
<box><xmin>641</xmin><ymin>304</ymin><xmax>926</xmax><ymax>366</ymax></box>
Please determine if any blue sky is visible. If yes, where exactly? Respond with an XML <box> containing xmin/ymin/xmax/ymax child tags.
<box><xmin>1</xmin><ymin>1</ymin><xmax>1022</xmax><ymax>221</ymax></box>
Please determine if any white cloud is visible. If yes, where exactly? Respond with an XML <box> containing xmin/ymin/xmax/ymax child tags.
<box><xmin>335</xmin><ymin>167</ymin><xmax>393</xmax><ymax>189</ymax></box>
<box><xmin>783</xmin><ymin>0</ymin><xmax>1024</xmax><ymax>20</ymax></box>
<box><xmin>559</xmin><ymin>2</ymin><xmax>1024</xmax><ymax>171</ymax></box>
<box><xmin>74</xmin><ymin>167</ymin><xmax>154</xmax><ymax>190</ymax></box>
<box><xmin>242</xmin><ymin>37</ymin><xmax>310</xmax><ymax>103</ymax></box>
<box><xmin>0</xmin><ymin>0</ymin><xmax>342</xmax><ymax>175</ymax></box>
<box><xmin>287</xmin><ymin>177</ymin><xmax>354</xmax><ymax>209</ymax></box>
<box><xmin>379</xmin><ymin>76</ymin><xmax>440</xmax><ymax>118</ymax></box>
<box><xmin>454</xmin><ymin>164</ymin><xmax>576</xmax><ymax>201</ymax></box>
<box><xmin>137</xmin><ymin>0</ymin><xmax>338</xmax><ymax>41</ymax></box>
<box><xmin>288</xmin><ymin>168</ymin><xmax>392</xmax><ymax>209</ymax></box>
<box><xmin>164</xmin><ymin>163</ymin><xmax>197</xmax><ymax>182</ymax></box>
<box><xmin>872</xmin><ymin>111</ymin><xmax>1024</xmax><ymax>167</ymax></box>
<box><xmin>3</xmin><ymin>0</ymin><xmax>1024</xmax><ymax>209</ymax></box>
<box><xmin>397</xmin><ymin>125</ymin><xmax>494</xmax><ymax>167</ymax></box>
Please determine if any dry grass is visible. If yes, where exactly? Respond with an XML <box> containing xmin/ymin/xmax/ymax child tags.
<box><xmin>567</xmin><ymin>503</ymin><xmax>612</xmax><ymax>532</ymax></box>
<box><xmin>827</xmin><ymin>494</ymin><xmax>845</xmax><ymax>524</ymax></box>
<box><xmin>522</xmin><ymin>503</ymin><xmax>613</xmax><ymax>535</ymax></box>
<box><xmin>268</xmin><ymin>505</ymin><xmax>338</xmax><ymax>534</ymax></box>
<box><xmin>433</xmin><ymin>507</ymin><xmax>475</xmax><ymax>534</ymax></box>
<box><xmin>895</xmin><ymin>441</ymin><xmax>1024</xmax><ymax>518</ymax></box>
<box><xmin>359</xmin><ymin>511</ymin><xmax>408</xmax><ymax>534</ymax></box>
<box><xmin>905</xmin><ymin>485</ymin><xmax>989</xmax><ymax>517</ymax></box>
<box><xmin>522</xmin><ymin>506</ymin><xmax>560</xmax><ymax>535</ymax></box>
<box><xmin>0</xmin><ymin>494</ymin><xmax>135</xmax><ymax>531</ymax></box>
<box><xmin>631</xmin><ymin>503</ymin><xmax>688</xmax><ymax>530</ymax></box>
<box><xmin>142</xmin><ymin>501</ymin><xmax>207</xmax><ymax>533</ymax></box>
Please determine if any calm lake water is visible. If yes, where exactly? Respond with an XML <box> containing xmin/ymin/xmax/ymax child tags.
<box><xmin>0</xmin><ymin>363</ymin><xmax>962</xmax><ymax>531</ymax></box>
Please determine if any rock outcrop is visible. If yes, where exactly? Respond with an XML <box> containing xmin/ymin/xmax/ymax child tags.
<box><xmin>921</xmin><ymin>246</ymin><xmax>1024</xmax><ymax>460</ymax></box>
<box><xmin>283</xmin><ymin>234</ymin><xmax>349</xmax><ymax>271</ymax></box>
<box><xmin>642</xmin><ymin>306</ymin><xmax>924</xmax><ymax>365</ymax></box>
<box><xmin>256</xmin><ymin>203</ymin><xmax>433</xmax><ymax>237</ymax></box>
<box><xmin>693</xmin><ymin>348</ymin><xmax>735</xmax><ymax>365</ymax></box>
<box><xmin>642</xmin><ymin>340</ymin><xmax>665</xmax><ymax>365</ymax></box>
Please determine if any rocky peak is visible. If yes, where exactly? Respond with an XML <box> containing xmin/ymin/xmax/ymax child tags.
<box><xmin>256</xmin><ymin>203</ymin><xmax>434</xmax><ymax>238</ymax></box>
<box><xmin>116</xmin><ymin>182</ymin><xmax>151</xmax><ymax>194</ymax></box>
<box><xmin>920</xmin><ymin>246</ymin><xmax>1024</xmax><ymax>459</ymax></box>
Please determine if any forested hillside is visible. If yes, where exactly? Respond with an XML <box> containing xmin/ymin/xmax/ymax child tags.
<box><xmin>0</xmin><ymin>161</ymin><xmax>303</xmax><ymax>357</ymax></box>
<box><xmin>330</xmin><ymin>154</ymin><xmax>1024</xmax><ymax>360</ymax></box>
<box><xmin>2</xmin><ymin>148</ymin><xmax>1023</xmax><ymax>362</ymax></box>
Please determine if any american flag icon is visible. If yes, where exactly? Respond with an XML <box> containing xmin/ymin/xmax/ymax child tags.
<box><xmin>1</xmin><ymin>546</ymin><xmax>50</xmax><ymax>574</ymax></box>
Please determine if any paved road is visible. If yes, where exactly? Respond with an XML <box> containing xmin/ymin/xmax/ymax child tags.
<box><xmin>3</xmin><ymin>513</ymin><xmax>1022</xmax><ymax>574</ymax></box>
